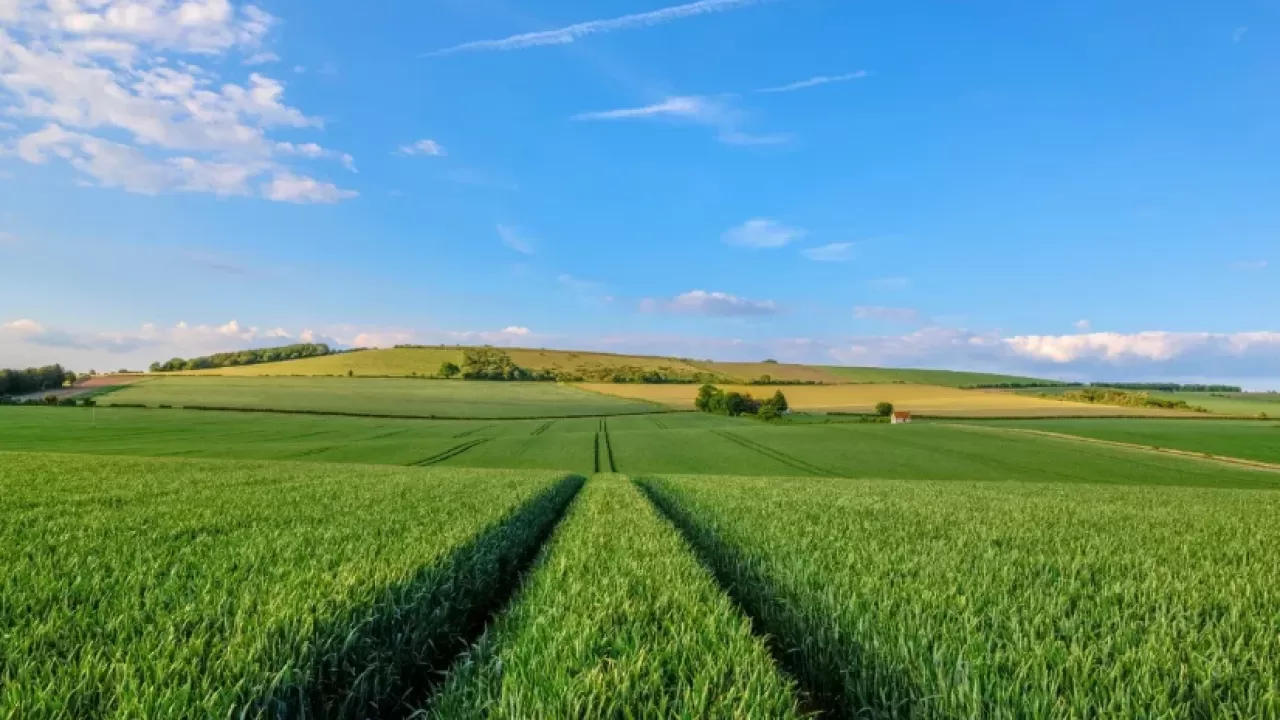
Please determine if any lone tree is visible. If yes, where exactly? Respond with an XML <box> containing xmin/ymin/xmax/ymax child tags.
<box><xmin>439</xmin><ymin>361</ymin><xmax>461</xmax><ymax>378</ymax></box>
<box><xmin>876</xmin><ymin>402</ymin><xmax>895</xmax><ymax>417</ymax></box>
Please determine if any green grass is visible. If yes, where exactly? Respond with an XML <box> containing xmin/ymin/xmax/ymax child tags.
<box><xmin>100</xmin><ymin>376</ymin><xmax>665</xmax><ymax>418</ymax></box>
<box><xmin>643</xmin><ymin>474</ymin><xmax>1280</xmax><ymax>718</ymax></box>
<box><xmin>1017</xmin><ymin>387</ymin><xmax>1280</xmax><ymax>416</ymax></box>
<box><xmin>2</xmin><ymin>407</ymin><xmax>1276</xmax><ymax>488</ymax></box>
<box><xmin>976</xmin><ymin>418</ymin><xmax>1280</xmax><ymax>465</ymax></box>
<box><xmin>431</xmin><ymin>475</ymin><xmax>804</xmax><ymax>718</ymax></box>
<box><xmin>822</xmin><ymin>365</ymin><xmax>1059</xmax><ymax>388</ymax></box>
<box><xmin>0</xmin><ymin>452</ymin><xmax>580</xmax><ymax>717</ymax></box>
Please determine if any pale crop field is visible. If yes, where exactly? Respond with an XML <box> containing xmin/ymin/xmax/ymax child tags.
<box><xmin>579</xmin><ymin>383</ymin><xmax>1191</xmax><ymax>417</ymax></box>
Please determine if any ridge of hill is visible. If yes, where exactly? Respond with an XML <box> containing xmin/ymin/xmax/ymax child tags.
<box><xmin>177</xmin><ymin>346</ymin><xmax>1060</xmax><ymax>388</ymax></box>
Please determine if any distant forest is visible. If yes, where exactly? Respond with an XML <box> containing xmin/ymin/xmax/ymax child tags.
<box><xmin>0</xmin><ymin>365</ymin><xmax>74</xmax><ymax>396</ymax></box>
<box><xmin>149</xmin><ymin>344</ymin><xmax>332</xmax><ymax>373</ymax></box>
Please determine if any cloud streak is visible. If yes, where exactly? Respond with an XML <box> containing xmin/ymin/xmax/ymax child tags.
<box><xmin>757</xmin><ymin>71</ymin><xmax>867</xmax><ymax>93</ymax></box>
<box><xmin>429</xmin><ymin>0</ymin><xmax>774</xmax><ymax>55</ymax></box>
<box><xmin>803</xmin><ymin>242</ymin><xmax>854</xmax><ymax>262</ymax></box>
<box><xmin>497</xmin><ymin>225</ymin><xmax>535</xmax><ymax>254</ymax></box>
<box><xmin>573</xmin><ymin>95</ymin><xmax>787</xmax><ymax>145</ymax></box>
<box><xmin>722</xmin><ymin>218</ymin><xmax>806</xmax><ymax>248</ymax></box>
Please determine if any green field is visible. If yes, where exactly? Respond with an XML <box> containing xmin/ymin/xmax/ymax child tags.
<box><xmin>977</xmin><ymin>418</ymin><xmax>1280</xmax><ymax>465</ymax></box>
<box><xmin>432</xmin><ymin>475</ymin><xmax>804</xmax><ymax>718</ymax></box>
<box><xmin>3</xmin><ymin>407</ymin><xmax>1275</xmax><ymax>489</ymax></box>
<box><xmin>0</xmin><ymin>452</ymin><xmax>579</xmax><ymax>717</ymax></box>
<box><xmin>5</xmin><ymin>372</ymin><xmax>1280</xmax><ymax>717</ymax></box>
<box><xmin>99</xmin><ymin>376</ymin><xmax>664</xmax><ymax>418</ymax></box>
<box><xmin>643</xmin><ymin>474</ymin><xmax>1280</xmax><ymax>717</ymax></box>
<box><xmin>822</xmin><ymin>365</ymin><xmax>1059</xmax><ymax>387</ymax></box>
<box><xmin>1019</xmin><ymin>387</ymin><xmax>1280</xmax><ymax>416</ymax></box>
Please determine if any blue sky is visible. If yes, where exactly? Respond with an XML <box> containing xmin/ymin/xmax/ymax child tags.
<box><xmin>1</xmin><ymin>0</ymin><xmax>1277</xmax><ymax>385</ymax></box>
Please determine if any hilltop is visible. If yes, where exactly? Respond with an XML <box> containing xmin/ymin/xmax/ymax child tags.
<box><xmin>176</xmin><ymin>345</ymin><xmax>1059</xmax><ymax>388</ymax></box>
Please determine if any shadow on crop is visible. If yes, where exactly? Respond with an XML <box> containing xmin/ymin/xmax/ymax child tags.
<box><xmin>235</xmin><ymin>474</ymin><xmax>584</xmax><ymax>719</ymax></box>
<box><xmin>636</xmin><ymin>477</ymin><xmax>933</xmax><ymax>720</ymax></box>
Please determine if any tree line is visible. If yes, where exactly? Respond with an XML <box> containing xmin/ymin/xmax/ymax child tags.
<box><xmin>968</xmin><ymin>382</ymin><xmax>1242</xmax><ymax>393</ymax></box>
<box><xmin>695</xmin><ymin>385</ymin><xmax>790</xmax><ymax>420</ymax></box>
<box><xmin>149</xmin><ymin>344</ymin><xmax>332</xmax><ymax>373</ymax></box>
<box><xmin>0</xmin><ymin>365</ymin><xmax>74</xmax><ymax>397</ymax></box>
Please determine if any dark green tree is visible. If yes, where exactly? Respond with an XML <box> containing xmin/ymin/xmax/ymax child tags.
<box><xmin>439</xmin><ymin>362</ymin><xmax>461</xmax><ymax>378</ymax></box>
<box><xmin>876</xmin><ymin>402</ymin><xmax>895</xmax><ymax>417</ymax></box>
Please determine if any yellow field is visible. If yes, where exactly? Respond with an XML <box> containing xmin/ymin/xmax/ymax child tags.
<box><xmin>577</xmin><ymin>383</ymin><xmax>1195</xmax><ymax>417</ymax></box>
<box><xmin>686</xmin><ymin>361</ymin><xmax>846</xmax><ymax>384</ymax></box>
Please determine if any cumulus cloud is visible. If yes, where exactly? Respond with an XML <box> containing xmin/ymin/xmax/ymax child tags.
<box><xmin>722</xmin><ymin>218</ymin><xmax>805</xmax><ymax>248</ymax></box>
<box><xmin>0</xmin><ymin>1</ymin><xmax>356</xmax><ymax>203</ymax></box>
<box><xmin>641</xmin><ymin>290</ymin><xmax>779</xmax><ymax>317</ymax></box>
<box><xmin>429</xmin><ymin>0</ymin><xmax>773</xmax><ymax>55</ymax></box>
<box><xmin>263</xmin><ymin>172</ymin><xmax>359</xmax><ymax>204</ymax></box>
<box><xmin>854</xmin><ymin>306</ymin><xmax>921</xmax><ymax>324</ymax></box>
<box><xmin>803</xmin><ymin>242</ymin><xmax>854</xmax><ymax>262</ymax></box>
<box><xmin>398</xmin><ymin>139</ymin><xmax>446</xmax><ymax>157</ymax></box>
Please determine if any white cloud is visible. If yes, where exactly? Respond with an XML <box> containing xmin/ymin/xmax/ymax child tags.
<box><xmin>1074</xmin><ymin>319</ymin><xmax>1091</xmax><ymax>331</ymax></box>
<box><xmin>757</xmin><ymin>71</ymin><xmax>867</xmax><ymax>94</ymax></box>
<box><xmin>722</xmin><ymin>218</ymin><xmax>805</xmax><ymax>248</ymax></box>
<box><xmin>4</xmin><ymin>318</ymin><xmax>43</xmax><ymax>333</ymax></box>
<box><xmin>803</xmin><ymin>242</ymin><xmax>854</xmax><ymax>262</ymax></box>
<box><xmin>429</xmin><ymin>0</ymin><xmax>773</xmax><ymax>55</ymax></box>
<box><xmin>573</xmin><ymin>95</ymin><xmax>787</xmax><ymax>145</ymax></box>
<box><xmin>398</xmin><ymin>139</ymin><xmax>447</xmax><ymax>157</ymax></box>
<box><xmin>497</xmin><ymin>224</ymin><xmax>534</xmax><ymax>254</ymax></box>
<box><xmin>641</xmin><ymin>290</ymin><xmax>779</xmax><ymax>317</ymax></box>
<box><xmin>244</xmin><ymin>51</ymin><xmax>278</xmax><ymax>65</ymax></box>
<box><xmin>0</xmin><ymin>1</ymin><xmax>355</xmax><ymax>203</ymax></box>
<box><xmin>854</xmin><ymin>306</ymin><xmax>921</xmax><ymax>324</ymax></box>
<box><xmin>1231</xmin><ymin>260</ymin><xmax>1268</xmax><ymax>271</ymax></box>
<box><xmin>262</xmin><ymin>172</ymin><xmax>358</xmax><ymax>204</ymax></box>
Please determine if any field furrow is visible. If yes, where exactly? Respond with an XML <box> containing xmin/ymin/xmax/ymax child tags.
<box><xmin>642</xmin><ymin>474</ymin><xmax>1280</xmax><ymax>718</ymax></box>
<box><xmin>428</xmin><ymin>475</ymin><xmax>805</xmax><ymax>718</ymax></box>
<box><xmin>0</xmin><ymin>453</ymin><xmax>582</xmax><ymax>718</ymax></box>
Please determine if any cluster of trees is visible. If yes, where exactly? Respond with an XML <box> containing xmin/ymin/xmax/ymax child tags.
<box><xmin>0</xmin><ymin>365</ymin><xmax>75</xmax><ymax>396</ymax></box>
<box><xmin>1091</xmin><ymin>383</ymin><xmax>1242</xmax><ymax>393</ymax></box>
<box><xmin>746</xmin><ymin>375</ymin><xmax>825</xmax><ymax>386</ymax></box>
<box><xmin>695</xmin><ymin>385</ymin><xmax>790</xmax><ymax>420</ymax></box>
<box><xmin>446</xmin><ymin>348</ymin><xmax>547</xmax><ymax>381</ymax></box>
<box><xmin>149</xmin><ymin>344</ymin><xmax>332</xmax><ymax>373</ymax></box>
<box><xmin>1056</xmin><ymin>388</ymin><xmax>1209</xmax><ymax>412</ymax></box>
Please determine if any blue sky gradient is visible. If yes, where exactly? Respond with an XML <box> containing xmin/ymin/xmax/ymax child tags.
<box><xmin>1</xmin><ymin>0</ymin><xmax>1277</xmax><ymax>385</ymax></box>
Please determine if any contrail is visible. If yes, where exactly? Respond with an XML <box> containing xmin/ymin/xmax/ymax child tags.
<box><xmin>428</xmin><ymin>0</ymin><xmax>777</xmax><ymax>56</ymax></box>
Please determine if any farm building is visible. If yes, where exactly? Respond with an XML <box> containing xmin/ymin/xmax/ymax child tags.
<box><xmin>891</xmin><ymin>411</ymin><xmax>912</xmax><ymax>424</ymax></box>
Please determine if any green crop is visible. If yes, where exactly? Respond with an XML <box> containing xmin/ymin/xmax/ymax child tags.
<box><xmin>430</xmin><ymin>475</ymin><xmax>805</xmax><ymax>718</ymax></box>
<box><xmin>0</xmin><ymin>452</ymin><xmax>580</xmax><ymax>718</ymax></box>
<box><xmin>643</xmin><ymin>474</ymin><xmax>1280</xmax><ymax>718</ymax></box>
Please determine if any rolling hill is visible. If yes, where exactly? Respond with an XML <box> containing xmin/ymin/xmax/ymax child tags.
<box><xmin>179</xmin><ymin>346</ymin><xmax>1060</xmax><ymax>387</ymax></box>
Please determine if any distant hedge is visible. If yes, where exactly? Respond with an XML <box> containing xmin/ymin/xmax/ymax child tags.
<box><xmin>150</xmin><ymin>344</ymin><xmax>332</xmax><ymax>373</ymax></box>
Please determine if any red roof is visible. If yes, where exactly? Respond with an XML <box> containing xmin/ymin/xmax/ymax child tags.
<box><xmin>892</xmin><ymin>411</ymin><xmax>912</xmax><ymax>418</ymax></box>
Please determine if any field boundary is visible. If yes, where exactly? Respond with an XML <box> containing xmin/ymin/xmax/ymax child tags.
<box><xmin>90</xmin><ymin>403</ymin><xmax>692</xmax><ymax>422</ymax></box>
<box><xmin>945</xmin><ymin>423</ymin><xmax>1280</xmax><ymax>474</ymax></box>
<box><xmin>712</xmin><ymin>430</ymin><xmax>837</xmax><ymax>477</ymax></box>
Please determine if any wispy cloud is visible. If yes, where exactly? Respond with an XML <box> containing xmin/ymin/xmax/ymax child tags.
<box><xmin>641</xmin><ymin>290</ymin><xmax>779</xmax><ymax>317</ymax></box>
<box><xmin>398</xmin><ymin>139</ymin><xmax>447</xmax><ymax>157</ymax></box>
<box><xmin>1231</xmin><ymin>260</ymin><xmax>1268</xmax><ymax>271</ymax></box>
<box><xmin>757</xmin><ymin>71</ymin><xmax>867</xmax><ymax>94</ymax></box>
<box><xmin>573</xmin><ymin>95</ymin><xmax>787</xmax><ymax>145</ymax></box>
<box><xmin>429</xmin><ymin>0</ymin><xmax>776</xmax><ymax>56</ymax></box>
<box><xmin>854</xmin><ymin>306</ymin><xmax>921</xmax><ymax>324</ymax></box>
<box><xmin>1074</xmin><ymin>319</ymin><xmax>1092</xmax><ymax>331</ymax></box>
<box><xmin>872</xmin><ymin>276</ymin><xmax>910</xmax><ymax>289</ymax></box>
<box><xmin>802</xmin><ymin>242</ymin><xmax>854</xmax><ymax>262</ymax></box>
<box><xmin>722</xmin><ymin>218</ymin><xmax>806</xmax><ymax>248</ymax></box>
<box><xmin>1233</xmin><ymin>26</ymin><xmax>1249</xmax><ymax>43</ymax></box>
<box><xmin>0</xmin><ymin>231</ymin><xmax>17</xmax><ymax>246</ymax></box>
<box><xmin>179</xmin><ymin>250</ymin><xmax>252</xmax><ymax>276</ymax></box>
<box><xmin>498</xmin><ymin>225</ymin><xmax>535</xmax><ymax>254</ymax></box>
